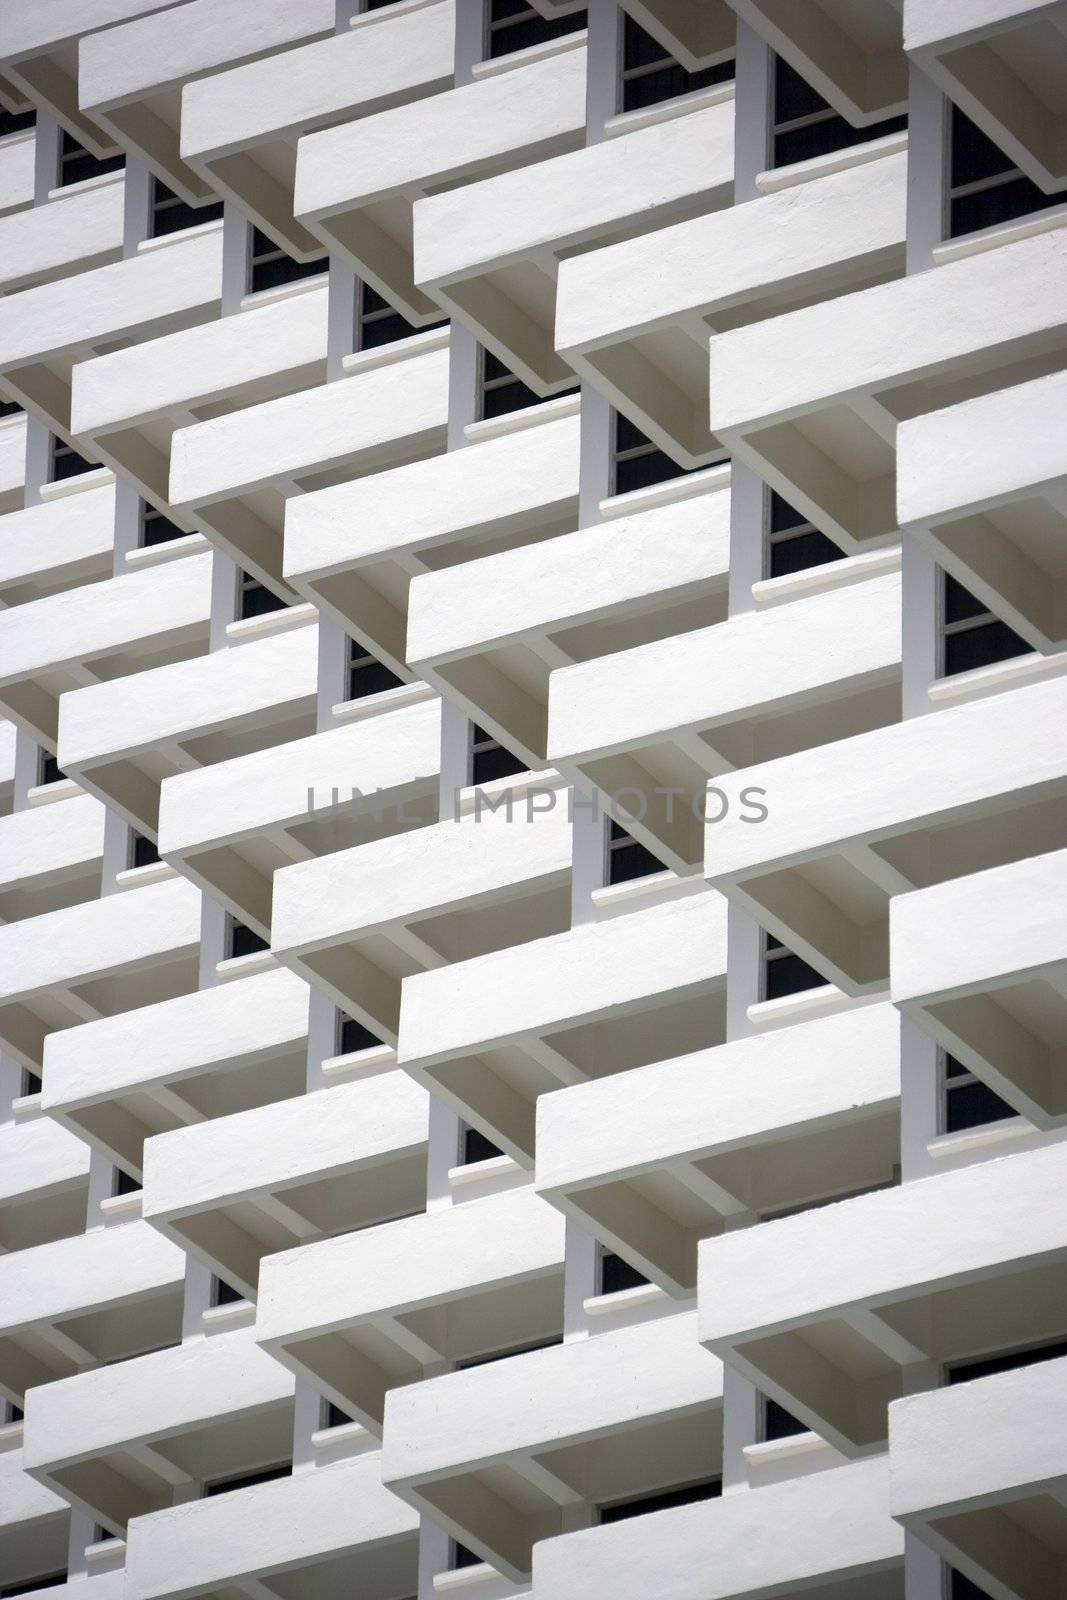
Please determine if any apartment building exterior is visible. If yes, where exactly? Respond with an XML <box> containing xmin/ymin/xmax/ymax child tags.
<box><xmin>0</xmin><ymin>4</ymin><xmax>1064</xmax><ymax>1600</ymax></box>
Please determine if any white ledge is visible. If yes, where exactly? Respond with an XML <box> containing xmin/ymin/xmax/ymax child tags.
<box><xmin>433</xmin><ymin>1561</ymin><xmax>499</xmax><ymax>1591</ymax></box>
<box><xmin>926</xmin><ymin>649</ymin><xmax>1060</xmax><ymax>705</ymax></box>
<box><xmin>225</xmin><ymin>602</ymin><xmax>317</xmax><ymax>644</ymax></box>
<box><xmin>340</xmin><ymin>325</ymin><xmax>450</xmax><ymax>378</ymax></box>
<box><xmin>756</xmin><ymin>131</ymin><xmax>909</xmax><ymax>195</ymax></box>
<box><xmin>99</xmin><ymin>1191</ymin><xmax>143</xmax><ymax>1220</ymax></box>
<box><xmin>124</xmin><ymin>533</ymin><xmax>209</xmax><ymax>568</ymax></box>
<box><xmin>349</xmin><ymin>0</ymin><xmax>440</xmax><ymax>24</ymax></box>
<box><xmin>202</xmin><ymin>1298</ymin><xmax>255</xmax><ymax>1329</ymax></box>
<box><xmin>27</xmin><ymin>778</ymin><xmax>84</xmax><ymax>807</ymax></box>
<box><xmin>604</xmin><ymin>79</ymin><xmax>735</xmax><ymax>139</ymax></box>
<box><xmin>743</xmin><ymin>1432</ymin><xmax>827</xmax><ymax>1468</ymax></box>
<box><xmin>470</xmin><ymin>29</ymin><xmax>587</xmax><ymax>80</ymax></box>
<box><xmin>46</xmin><ymin>170</ymin><xmax>126</xmax><ymax>202</ymax></box>
<box><xmin>925</xmin><ymin>1119</ymin><xmax>1031</xmax><ymax>1162</ymax></box>
<box><xmin>136</xmin><ymin>219</ymin><xmax>225</xmax><ymax>254</ymax></box>
<box><xmin>37</xmin><ymin>466</ymin><xmax>114</xmax><ymax>502</ymax></box>
<box><xmin>240</xmin><ymin>273</ymin><xmax>328</xmax><ymax>313</ymax></box>
<box><xmin>598</xmin><ymin>460</ymin><xmax>730</xmax><ymax>522</ymax></box>
<box><xmin>933</xmin><ymin>203</ymin><xmax>1067</xmax><ymax>266</ymax></box>
<box><xmin>114</xmin><ymin>862</ymin><xmax>176</xmax><ymax>890</ymax></box>
<box><xmin>330</xmin><ymin>680</ymin><xmax>434</xmax><ymax>724</ymax></box>
<box><xmin>583</xmin><ymin>1282</ymin><xmax>669</xmax><ymax>1316</ymax></box>
<box><xmin>320</xmin><ymin>1044</ymin><xmax>398</xmax><ymax>1082</ymax></box>
<box><xmin>463</xmin><ymin>391</ymin><xmax>580</xmax><ymax>445</ymax></box>
<box><xmin>746</xmin><ymin>984</ymin><xmax>850</xmax><ymax>1029</ymax></box>
<box><xmin>752</xmin><ymin>544</ymin><xmax>902</xmax><ymax>608</ymax></box>
<box><xmin>215</xmin><ymin>950</ymin><xmax>278</xmax><ymax>980</ymax></box>
<box><xmin>448</xmin><ymin>1154</ymin><xmax>522</xmax><ymax>1189</ymax></box>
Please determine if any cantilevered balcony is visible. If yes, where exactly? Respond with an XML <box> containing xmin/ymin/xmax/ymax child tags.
<box><xmin>536</xmin><ymin>1003</ymin><xmax>901</xmax><ymax>1296</ymax></box>
<box><xmin>0</xmin><ymin>1218</ymin><xmax>185</xmax><ymax>1407</ymax></box>
<box><xmin>22</xmin><ymin>1326</ymin><xmax>295</xmax><ymax>1535</ymax></box>
<box><xmin>897</xmin><ymin>368</ymin><xmax>1067</xmax><ymax>652</ymax></box>
<box><xmin>414</xmin><ymin>96</ymin><xmax>734</xmax><ymax>396</ymax></box>
<box><xmin>892</xmin><ymin>848</ymin><xmax>1067</xmax><ymax>1127</ymax></box>
<box><xmin>0</xmin><ymin>1443</ymin><xmax>69</xmax><ymax>1596</ymax></box>
<box><xmin>178</xmin><ymin>1</ymin><xmax>455</xmax><ymax>261</ymax></box>
<box><xmin>398</xmin><ymin>888</ymin><xmax>729</xmax><ymax>1166</ymax></box>
<box><xmin>157</xmin><ymin>693</ymin><xmax>440</xmax><ymax>941</ymax></box>
<box><xmin>0</xmin><ymin>550</ymin><xmax>212</xmax><ymax>749</ymax></box>
<box><xmin>533</xmin><ymin>1455</ymin><xmax>903</xmax><ymax>1600</ymax></box>
<box><xmin>77</xmin><ymin>0</ymin><xmax>335</xmax><ymax>204</ymax></box>
<box><xmin>42</xmin><ymin>967</ymin><xmax>310</xmax><ymax>1177</ymax></box>
<box><xmin>270</xmin><ymin>794</ymin><xmax>573</xmax><ymax>1045</ymax></box>
<box><xmin>141</xmin><ymin>1071</ymin><xmax>430</xmax><ymax>1299</ymax></box>
<box><xmin>0</xmin><ymin>169</ymin><xmax>124</xmax><ymax>294</ymax></box>
<box><xmin>57</xmin><ymin>619</ymin><xmax>319</xmax><ymax>838</ymax></box>
<box><xmin>697</xmin><ymin>1140</ymin><xmax>1067</xmax><ymax>1456</ymax></box>
<box><xmin>168</xmin><ymin>338</ymin><xmax>449</xmax><ymax>598</ymax></box>
<box><xmin>0</xmin><ymin>874</ymin><xmax>200</xmax><ymax>1072</ymax></box>
<box><xmin>707</xmin><ymin>227</ymin><xmax>1067</xmax><ymax>551</ymax></box>
<box><xmin>382</xmin><ymin>1311</ymin><xmax>723</xmax><ymax>1582</ymax></box>
<box><xmin>728</xmin><ymin>0</ymin><xmax>906</xmax><ymax>123</ymax></box>
<box><xmin>904</xmin><ymin>0</ymin><xmax>1067</xmax><ymax>191</ymax></box>
<box><xmin>256</xmin><ymin>1186</ymin><xmax>566</xmax><ymax>1434</ymax></box>
<box><xmin>0</xmin><ymin>1108</ymin><xmax>90</xmax><ymax>1254</ymax></box>
<box><xmin>547</xmin><ymin>570</ymin><xmax>901</xmax><ymax>873</ymax></box>
<box><xmin>890</xmin><ymin>1353</ymin><xmax>1067</xmax><ymax>1600</ymax></box>
<box><xmin>0</xmin><ymin>792</ymin><xmax>104</xmax><ymax>921</ymax></box>
<box><xmin>406</xmin><ymin>468</ymin><xmax>730</xmax><ymax>770</ymax></box>
<box><xmin>703</xmin><ymin>672</ymin><xmax>1067</xmax><ymax>995</ymax></box>
<box><xmin>123</xmin><ymin>1449</ymin><xmax>418</xmax><ymax>1600</ymax></box>
<box><xmin>285</xmin><ymin>403</ymin><xmax>580</xmax><ymax>683</ymax></box>
<box><xmin>293</xmin><ymin>44</ymin><xmax>586</xmax><ymax>325</ymax></box>
<box><xmin>556</xmin><ymin>149</ymin><xmax>906</xmax><ymax>468</ymax></box>
<box><xmin>0</xmin><ymin>481</ymin><xmax>114</xmax><ymax>606</ymax></box>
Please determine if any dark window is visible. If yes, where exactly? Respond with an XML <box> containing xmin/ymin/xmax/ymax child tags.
<box><xmin>238</xmin><ymin>570</ymin><xmax>289</xmax><ymax>621</ymax></box>
<box><xmin>612</xmin><ymin>411</ymin><xmax>701</xmax><ymax>496</ymax></box>
<box><xmin>358</xmin><ymin>281</ymin><xmax>421</xmax><ymax>350</ymax></box>
<box><xmin>606</xmin><ymin>820</ymin><xmax>665</xmax><ymax>885</ymax></box>
<box><xmin>92</xmin><ymin>1527</ymin><xmax>117</xmax><ymax>1545</ymax></box>
<box><xmin>485</xmin><ymin>0</ymin><xmax>586</xmax><ymax>62</ymax></box>
<box><xmin>470</xmin><ymin>724</ymin><xmax>526</xmax><ymax>785</ymax></box>
<box><xmin>948</xmin><ymin>104</ymin><xmax>1067</xmax><ymax>240</ymax></box>
<box><xmin>21</xmin><ymin>1068</ymin><xmax>43</xmax><ymax>1098</ymax></box>
<box><xmin>228</xmin><ymin>920</ymin><xmax>269</xmax><ymax>960</ymax></box>
<box><xmin>0</xmin><ymin>1576</ymin><xmax>67</xmax><ymax>1597</ymax></box>
<box><xmin>763</xmin><ymin>934</ymin><xmax>825</xmax><ymax>1000</ymax></box>
<box><xmin>762</xmin><ymin>1396</ymin><xmax>807</xmax><ymax>1440</ymax></box>
<box><xmin>347</xmin><ymin>640</ymin><xmax>403</xmax><ymax>700</ymax></box>
<box><xmin>4</xmin><ymin>1400</ymin><xmax>24</xmax><ymax>1424</ymax></box>
<box><xmin>205</xmin><ymin>1462</ymin><xmax>290</xmax><ymax>1496</ymax></box>
<box><xmin>58</xmin><ymin>130</ymin><xmax>123</xmax><ymax>188</ymax></box>
<box><xmin>150</xmin><ymin>177</ymin><xmax>223</xmax><ymax>239</ymax></box>
<box><xmin>599</xmin><ymin>1478</ymin><xmax>721</xmax><ymax>1524</ymax></box>
<box><xmin>323</xmin><ymin>1400</ymin><xmax>354</xmax><ymax>1428</ymax></box>
<box><xmin>620</xmin><ymin>14</ymin><xmax>734</xmax><ymax>114</ymax></box>
<box><xmin>38</xmin><ymin>751</ymin><xmax>65</xmax><ymax>786</ymax></box>
<box><xmin>766</xmin><ymin>493</ymin><xmax>844</xmax><ymax>578</ymax></box>
<box><xmin>772</xmin><ymin>56</ymin><xmax>906</xmax><ymax>168</ymax></box>
<box><xmin>0</xmin><ymin>397</ymin><xmax>22</xmax><ymax>419</ymax></box>
<box><xmin>461</xmin><ymin>1125</ymin><xmax>503</xmax><ymax>1165</ymax></box>
<box><xmin>211</xmin><ymin>1276</ymin><xmax>246</xmax><ymax>1307</ymax></box>
<box><xmin>51</xmin><ymin>435</ymin><xmax>95</xmax><ymax>482</ymax></box>
<box><xmin>479</xmin><ymin>348</ymin><xmax>552</xmax><ymax>420</ymax></box>
<box><xmin>599</xmin><ymin>1249</ymin><xmax>649</xmax><ymax>1295</ymax></box>
<box><xmin>948</xmin><ymin>1338</ymin><xmax>1067</xmax><ymax>1386</ymax></box>
<box><xmin>249</xmin><ymin>227</ymin><xmax>326</xmax><ymax>295</ymax></box>
<box><xmin>112</xmin><ymin>1165</ymin><xmax>141</xmax><ymax>1196</ymax></box>
<box><xmin>942</xmin><ymin>1052</ymin><xmax>1016</xmax><ymax>1133</ymax></box>
<box><xmin>338</xmin><ymin>1014</ymin><xmax>382</xmax><ymax>1055</ymax></box>
<box><xmin>141</xmin><ymin>503</ymin><xmax>186</xmax><ymax>546</ymax></box>
<box><xmin>0</xmin><ymin>107</ymin><xmax>35</xmax><ymax>138</ymax></box>
<box><xmin>451</xmin><ymin>1541</ymin><xmax>483</xmax><ymax>1570</ymax></box>
<box><xmin>130</xmin><ymin>832</ymin><xmax>159</xmax><ymax>870</ymax></box>
<box><xmin>950</xmin><ymin>1575</ymin><xmax>995</xmax><ymax>1600</ymax></box>
<box><xmin>941</xmin><ymin>573</ymin><xmax>1027</xmax><ymax>677</ymax></box>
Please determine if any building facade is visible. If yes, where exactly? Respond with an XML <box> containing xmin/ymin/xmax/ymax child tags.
<box><xmin>0</xmin><ymin>4</ymin><xmax>1064</xmax><ymax>1600</ymax></box>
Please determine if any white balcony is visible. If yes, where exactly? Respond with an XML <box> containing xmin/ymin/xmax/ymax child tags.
<box><xmin>178</xmin><ymin>1</ymin><xmax>455</xmax><ymax>262</ymax></box>
<box><xmin>42</xmin><ymin>967</ymin><xmax>310</xmax><ymax>1177</ymax></box>
<box><xmin>0</xmin><ymin>874</ymin><xmax>201</xmax><ymax>1073</ymax></box>
<box><xmin>0</xmin><ymin>127</ymin><xmax>34</xmax><ymax>217</ymax></box>
<box><xmin>0</xmin><ymin>1443</ymin><xmax>69</xmax><ymax>1594</ymax></box>
<box><xmin>0</xmin><ymin>171</ymin><xmax>124</xmax><ymax>294</ymax></box>
<box><xmin>536</xmin><ymin>1003</ymin><xmax>901</xmax><ymax>1296</ymax></box>
<box><xmin>0</xmin><ymin>481</ymin><xmax>114</xmax><ymax>606</ymax></box>
<box><xmin>0</xmin><ymin>1218</ymin><xmax>185</xmax><ymax>1406</ymax></box>
<box><xmin>22</xmin><ymin>1325</ymin><xmax>295</xmax><ymax>1535</ymax></box>
<box><xmin>0</xmin><ymin>1</ymin><xmax>179</xmax><ymax>154</ymax></box>
<box><xmin>77</xmin><ymin>0</ymin><xmax>336</xmax><ymax>204</ymax></box>
<box><xmin>142</xmin><ymin>1070</ymin><xmax>430</xmax><ymax>1299</ymax></box>
<box><xmin>547</xmin><ymin>570</ymin><xmax>901</xmax><ymax>873</ymax></box>
<box><xmin>270</xmin><ymin>792</ymin><xmax>573</xmax><ymax>1044</ymax></box>
<box><xmin>71</xmin><ymin>282</ymin><xmax>328</xmax><ymax>531</ymax></box>
<box><xmin>0</xmin><ymin>791</ymin><xmax>104</xmax><ymax>922</ymax></box>
<box><xmin>891</xmin><ymin>848</ymin><xmax>1067</xmax><ymax>1128</ymax></box>
<box><xmin>57</xmin><ymin>619</ymin><xmax>319</xmax><ymax>839</ymax></box>
<box><xmin>256</xmin><ymin>1186</ymin><xmax>566</xmax><ymax>1434</ymax></box>
<box><xmin>168</xmin><ymin>340</ymin><xmax>449</xmax><ymax>597</ymax></box>
<box><xmin>123</xmin><ymin>1448</ymin><xmax>419</xmax><ymax>1600</ymax></box>
<box><xmin>703</xmin><ymin>672</ymin><xmax>1067</xmax><ymax>996</ymax></box>
<box><xmin>556</xmin><ymin>149</ymin><xmax>907</xmax><ymax>468</ymax></box>
<box><xmin>0</xmin><ymin>549</ymin><xmax>212</xmax><ymax>749</ymax></box>
<box><xmin>285</xmin><ymin>404</ymin><xmax>580</xmax><ymax>683</ymax></box>
<box><xmin>0</xmin><ymin>1109</ymin><xmax>90</xmax><ymax>1254</ymax></box>
<box><xmin>621</xmin><ymin>1</ymin><xmax>736</xmax><ymax>72</ymax></box>
<box><xmin>728</xmin><ymin>0</ymin><xmax>906</xmax><ymax>123</ymax></box>
<box><xmin>0</xmin><ymin>223</ymin><xmax>223</xmax><ymax>441</ymax></box>
<box><xmin>157</xmin><ymin>694</ymin><xmax>440</xmax><ymax>941</ymax></box>
<box><xmin>697</xmin><ymin>1140</ymin><xmax>1067</xmax><ymax>1456</ymax></box>
<box><xmin>382</xmin><ymin>1311</ymin><xmax>724</xmax><ymax>1582</ymax></box>
<box><xmin>904</xmin><ymin>0</ymin><xmax>1067</xmax><ymax>191</ymax></box>
<box><xmin>707</xmin><ymin>227</ymin><xmax>1067</xmax><ymax>551</ymax></box>
<box><xmin>294</xmin><ymin>45</ymin><xmax>586</xmax><ymax>326</ymax></box>
<box><xmin>533</xmin><ymin>1455</ymin><xmax>903</xmax><ymax>1600</ymax></box>
<box><xmin>398</xmin><ymin>888</ymin><xmax>729</xmax><ymax>1166</ymax></box>
<box><xmin>0</xmin><ymin>410</ymin><xmax>27</xmax><ymax>514</ymax></box>
<box><xmin>414</xmin><ymin>97</ymin><xmax>734</xmax><ymax>396</ymax></box>
<box><xmin>890</xmin><ymin>1354</ymin><xmax>1067</xmax><ymax>1600</ymax></box>
<box><xmin>406</xmin><ymin>470</ymin><xmax>731</xmax><ymax>769</ymax></box>
<box><xmin>897</xmin><ymin>368</ymin><xmax>1067</xmax><ymax>652</ymax></box>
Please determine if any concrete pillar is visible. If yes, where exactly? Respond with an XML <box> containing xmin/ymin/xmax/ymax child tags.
<box><xmin>585</xmin><ymin>0</ymin><xmax>621</xmax><ymax>143</ymax></box>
